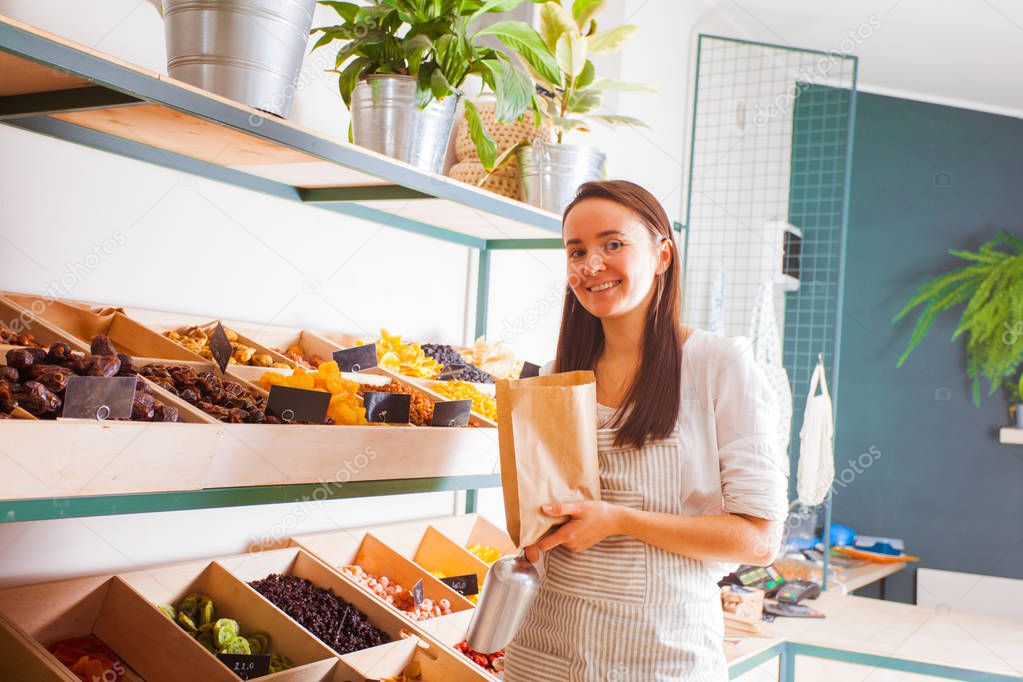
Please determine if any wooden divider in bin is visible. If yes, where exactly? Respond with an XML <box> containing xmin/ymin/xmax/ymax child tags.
<box><xmin>121</xmin><ymin>559</ymin><xmax>337</xmax><ymax>681</ymax></box>
<box><xmin>0</xmin><ymin>297</ymin><xmax>90</xmax><ymax>351</ymax></box>
<box><xmin>332</xmin><ymin>635</ymin><xmax>489</xmax><ymax>682</ymax></box>
<box><xmin>0</xmin><ymin>572</ymin><xmax>254</xmax><ymax>682</ymax></box>
<box><xmin>1</xmin><ymin>293</ymin><xmax>204</xmax><ymax>361</ymax></box>
<box><xmin>0</xmin><ymin>611</ymin><xmax>77</xmax><ymax>681</ymax></box>
<box><xmin>414</xmin><ymin>526</ymin><xmax>490</xmax><ymax>589</ymax></box>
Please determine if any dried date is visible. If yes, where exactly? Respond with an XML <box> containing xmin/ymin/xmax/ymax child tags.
<box><xmin>90</xmin><ymin>335</ymin><xmax>117</xmax><ymax>357</ymax></box>
<box><xmin>88</xmin><ymin>355</ymin><xmax>121</xmax><ymax>378</ymax></box>
<box><xmin>0</xmin><ymin>366</ymin><xmax>18</xmax><ymax>383</ymax></box>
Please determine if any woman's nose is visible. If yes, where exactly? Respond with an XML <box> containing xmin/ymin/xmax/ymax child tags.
<box><xmin>581</xmin><ymin>255</ymin><xmax>605</xmax><ymax>276</ymax></box>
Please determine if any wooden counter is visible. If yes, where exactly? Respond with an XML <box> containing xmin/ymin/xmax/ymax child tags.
<box><xmin>726</xmin><ymin>592</ymin><xmax>1023</xmax><ymax>680</ymax></box>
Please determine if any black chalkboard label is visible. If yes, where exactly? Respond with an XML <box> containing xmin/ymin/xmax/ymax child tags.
<box><xmin>440</xmin><ymin>573</ymin><xmax>480</xmax><ymax>596</ymax></box>
<box><xmin>412</xmin><ymin>578</ymin><xmax>424</xmax><ymax>608</ymax></box>
<box><xmin>265</xmin><ymin>385</ymin><xmax>330</xmax><ymax>424</ymax></box>
<box><xmin>216</xmin><ymin>653</ymin><xmax>271</xmax><ymax>679</ymax></box>
<box><xmin>209</xmin><ymin>322</ymin><xmax>233</xmax><ymax>374</ymax></box>
<box><xmin>333</xmin><ymin>344</ymin><xmax>377</xmax><ymax>372</ymax></box>
<box><xmin>62</xmin><ymin>375</ymin><xmax>137</xmax><ymax>420</ymax></box>
<box><xmin>431</xmin><ymin>399</ymin><xmax>471</xmax><ymax>427</ymax></box>
<box><xmin>363</xmin><ymin>391</ymin><xmax>411</xmax><ymax>423</ymax></box>
<box><xmin>519</xmin><ymin>361</ymin><xmax>541</xmax><ymax>378</ymax></box>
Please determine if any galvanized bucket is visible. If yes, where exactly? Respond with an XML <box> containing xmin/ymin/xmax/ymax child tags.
<box><xmin>517</xmin><ymin>140</ymin><xmax>606</xmax><ymax>214</ymax></box>
<box><xmin>163</xmin><ymin>0</ymin><xmax>316</xmax><ymax>118</ymax></box>
<box><xmin>350</xmin><ymin>75</ymin><xmax>460</xmax><ymax>174</ymax></box>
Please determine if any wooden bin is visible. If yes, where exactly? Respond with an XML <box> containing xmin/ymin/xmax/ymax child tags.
<box><xmin>0</xmin><ymin>297</ymin><xmax>90</xmax><ymax>352</ymax></box>
<box><xmin>120</xmin><ymin>558</ymin><xmax>337</xmax><ymax>681</ymax></box>
<box><xmin>226</xmin><ymin>546</ymin><xmax>490</xmax><ymax>680</ymax></box>
<box><xmin>209</xmin><ymin>422</ymin><xmax>499</xmax><ymax>488</ymax></box>
<box><xmin>1</xmin><ymin>293</ymin><xmax>203</xmax><ymax>362</ymax></box>
<box><xmin>225</xmin><ymin>327</ymin><xmax>343</xmax><ymax>374</ymax></box>
<box><xmin>289</xmin><ymin>532</ymin><xmax>475</xmax><ymax>650</ymax></box>
<box><xmin>0</xmin><ymin>572</ymin><xmax>270</xmax><ymax>682</ymax></box>
<box><xmin>0</xmin><ymin>419</ymin><xmax>218</xmax><ymax>500</ymax></box>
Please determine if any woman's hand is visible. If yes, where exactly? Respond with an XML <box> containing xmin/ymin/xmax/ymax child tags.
<box><xmin>523</xmin><ymin>501</ymin><xmax>626</xmax><ymax>563</ymax></box>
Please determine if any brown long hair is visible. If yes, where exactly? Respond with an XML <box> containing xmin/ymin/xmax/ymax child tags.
<box><xmin>554</xmin><ymin>180</ymin><xmax>685</xmax><ymax>448</ymax></box>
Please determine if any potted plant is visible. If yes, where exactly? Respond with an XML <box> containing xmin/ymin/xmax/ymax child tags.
<box><xmin>481</xmin><ymin>0</ymin><xmax>652</xmax><ymax>212</ymax></box>
<box><xmin>893</xmin><ymin>231</ymin><xmax>1023</xmax><ymax>410</ymax></box>
<box><xmin>155</xmin><ymin>0</ymin><xmax>318</xmax><ymax>118</ymax></box>
<box><xmin>312</xmin><ymin>0</ymin><xmax>546</xmax><ymax>174</ymax></box>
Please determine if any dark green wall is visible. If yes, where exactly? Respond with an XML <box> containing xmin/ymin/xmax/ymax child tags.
<box><xmin>834</xmin><ymin>91</ymin><xmax>1023</xmax><ymax>603</ymax></box>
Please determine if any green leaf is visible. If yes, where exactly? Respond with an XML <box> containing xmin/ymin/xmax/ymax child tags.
<box><xmin>477</xmin><ymin>21</ymin><xmax>562</xmax><ymax>86</ymax></box>
<box><xmin>539</xmin><ymin>2</ymin><xmax>576</xmax><ymax>54</ymax></box>
<box><xmin>571</xmin><ymin>0</ymin><xmax>605</xmax><ymax>30</ymax></box>
<box><xmin>320</xmin><ymin>1</ymin><xmax>360</xmax><ymax>22</ymax></box>
<box><xmin>337</xmin><ymin>57</ymin><xmax>371</xmax><ymax>108</ymax></box>
<box><xmin>477</xmin><ymin>141</ymin><xmax>529</xmax><ymax>186</ymax></box>
<box><xmin>466</xmin><ymin>0</ymin><xmax>524</xmax><ymax>21</ymax></box>
<box><xmin>574</xmin><ymin>60</ymin><xmax>595</xmax><ymax>90</ymax></box>
<box><xmin>464</xmin><ymin>99</ymin><xmax>498</xmax><ymax>170</ymax></box>
<box><xmin>566</xmin><ymin>88</ymin><xmax>600</xmax><ymax>113</ymax></box>
<box><xmin>586</xmin><ymin>113</ymin><xmax>647</xmax><ymax>127</ymax></box>
<box><xmin>556</xmin><ymin>32</ymin><xmax>586</xmax><ymax>78</ymax></box>
<box><xmin>482</xmin><ymin>59</ymin><xmax>533</xmax><ymax>122</ymax></box>
<box><xmin>587</xmin><ymin>24</ymin><xmax>637</xmax><ymax>55</ymax></box>
<box><xmin>588</xmin><ymin>76</ymin><xmax>656</xmax><ymax>92</ymax></box>
<box><xmin>430</xmin><ymin>67</ymin><xmax>455</xmax><ymax>100</ymax></box>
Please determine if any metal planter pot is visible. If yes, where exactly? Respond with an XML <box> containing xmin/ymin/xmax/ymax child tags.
<box><xmin>350</xmin><ymin>75</ymin><xmax>460</xmax><ymax>174</ymax></box>
<box><xmin>517</xmin><ymin>140</ymin><xmax>607</xmax><ymax>214</ymax></box>
<box><xmin>1015</xmin><ymin>403</ymin><xmax>1023</xmax><ymax>428</ymax></box>
<box><xmin>163</xmin><ymin>0</ymin><xmax>316</xmax><ymax>118</ymax></box>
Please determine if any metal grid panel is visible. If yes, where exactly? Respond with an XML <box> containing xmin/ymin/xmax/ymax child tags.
<box><xmin>683</xmin><ymin>36</ymin><xmax>856</xmax><ymax>463</ymax></box>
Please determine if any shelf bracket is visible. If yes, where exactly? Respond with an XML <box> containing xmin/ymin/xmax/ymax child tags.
<box><xmin>0</xmin><ymin>85</ymin><xmax>141</xmax><ymax>120</ymax></box>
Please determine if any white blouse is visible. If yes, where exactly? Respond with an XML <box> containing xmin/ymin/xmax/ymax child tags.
<box><xmin>540</xmin><ymin>328</ymin><xmax>791</xmax><ymax>526</ymax></box>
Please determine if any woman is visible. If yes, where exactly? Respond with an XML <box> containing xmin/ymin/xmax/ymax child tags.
<box><xmin>503</xmin><ymin>180</ymin><xmax>789</xmax><ymax>681</ymax></box>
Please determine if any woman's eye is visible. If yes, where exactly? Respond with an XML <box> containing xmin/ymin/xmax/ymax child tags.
<box><xmin>568</xmin><ymin>248</ymin><xmax>585</xmax><ymax>259</ymax></box>
<box><xmin>604</xmin><ymin>239</ymin><xmax>624</xmax><ymax>252</ymax></box>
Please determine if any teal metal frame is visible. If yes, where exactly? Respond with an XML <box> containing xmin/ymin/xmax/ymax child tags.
<box><xmin>728</xmin><ymin>641</ymin><xmax>1019</xmax><ymax>681</ymax></box>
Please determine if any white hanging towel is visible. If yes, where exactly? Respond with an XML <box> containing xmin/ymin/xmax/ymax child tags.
<box><xmin>747</xmin><ymin>282</ymin><xmax>793</xmax><ymax>455</ymax></box>
<box><xmin>797</xmin><ymin>361</ymin><xmax>835</xmax><ymax>507</ymax></box>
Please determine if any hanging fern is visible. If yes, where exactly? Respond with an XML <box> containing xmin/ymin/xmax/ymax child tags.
<box><xmin>892</xmin><ymin>231</ymin><xmax>1023</xmax><ymax>405</ymax></box>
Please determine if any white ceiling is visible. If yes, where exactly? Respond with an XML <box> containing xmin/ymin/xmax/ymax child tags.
<box><xmin>707</xmin><ymin>0</ymin><xmax>1023</xmax><ymax>116</ymax></box>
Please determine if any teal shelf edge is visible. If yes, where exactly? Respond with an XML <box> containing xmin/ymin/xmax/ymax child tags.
<box><xmin>0</xmin><ymin>19</ymin><xmax>562</xmax><ymax>246</ymax></box>
<box><xmin>0</xmin><ymin>474</ymin><xmax>502</xmax><ymax>523</ymax></box>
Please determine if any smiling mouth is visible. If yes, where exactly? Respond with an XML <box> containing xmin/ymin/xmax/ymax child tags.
<box><xmin>586</xmin><ymin>280</ymin><xmax>622</xmax><ymax>292</ymax></box>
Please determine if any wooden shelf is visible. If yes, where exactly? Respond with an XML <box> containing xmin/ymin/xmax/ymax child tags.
<box><xmin>0</xmin><ymin>14</ymin><xmax>564</xmax><ymax>250</ymax></box>
<box><xmin>999</xmin><ymin>427</ymin><xmax>1023</xmax><ymax>444</ymax></box>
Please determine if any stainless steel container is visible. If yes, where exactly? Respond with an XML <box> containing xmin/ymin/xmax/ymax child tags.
<box><xmin>466</xmin><ymin>553</ymin><xmax>540</xmax><ymax>654</ymax></box>
<box><xmin>517</xmin><ymin>140</ymin><xmax>607</xmax><ymax>214</ymax></box>
<box><xmin>350</xmin><ymin>75</ymin><xmax>460</xmax><ymax>174</ymax></box>
<box><xmin>163</xmin><ymin>0</ymin><xmax>316</xmax><ymax>118</ymax></box>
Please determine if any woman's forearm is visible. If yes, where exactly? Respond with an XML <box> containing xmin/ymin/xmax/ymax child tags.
<box><xmin>617</xmin><ymin>506</ymin><xmax>781</xmax><ymax>565</ymax></box>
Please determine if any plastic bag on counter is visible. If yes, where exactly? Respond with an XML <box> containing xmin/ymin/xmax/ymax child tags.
<box><xmin>495</xmin><ymin>370</ymin><xmax>600</xmax><ymax>547</ymax></box>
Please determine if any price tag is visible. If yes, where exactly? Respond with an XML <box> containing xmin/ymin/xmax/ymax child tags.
<box><xmin>519</xmin><ymin>361</ymin><xmax>541</xmax><ymax>378</ymax></box>
<box><xmin>216</xmin><ymin>653</ymin><xmax>271</xmax><ymax>680</ymax></box>
<box><xmin>61</xmin><ymin>376</ymin><xmax>137</xmax><ymax>420</ymax></box>
<box><xmin>412</xmin><ymin>578</ymin><xmax>424</xmax><ymax>608</ymax></box>
<box><xmin>209</xmin><ymin>322</ymin><xmax>233</xmax><ymax>374</ymax></box>
<box><xmin>265</xmin><ymin>385</ymin><xmax>330</xmax><ymax>424</ymax></box>
<box><xmin>333</xmin><ymin>344</ymin><xmax>377</xmax><ymax>372</ymax></box>
<box><xmin>431</xmin><ymin>399</ymin><xmax>471</xmax><ymax>427</ymax></box>
<box><xmin>440</xmin><ymin>573</ymin><xmax>480</xmax><ymax>596</ymax></box>
<box><xmin>363</xmin><ymin>391</ymin><xmax>411</xmax><ymax>424</ymax></box>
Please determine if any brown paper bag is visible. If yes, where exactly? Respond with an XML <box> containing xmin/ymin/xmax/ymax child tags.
<box><xmin>496</xmin><ymin>370</ymin><xmax>601</xmax><ymax>547</ymax></box>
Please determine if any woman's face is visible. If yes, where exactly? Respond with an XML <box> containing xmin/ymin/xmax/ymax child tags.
<box><xmin>563</xmin><ymin>197</ymin><xmax>671</xmax><ymax>320</ymax></box>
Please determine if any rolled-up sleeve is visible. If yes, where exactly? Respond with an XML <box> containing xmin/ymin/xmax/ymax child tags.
<box><xmin>712</xmin><ymin>336</ymin><xmax>790</xmax><ymax>521</ymax></box>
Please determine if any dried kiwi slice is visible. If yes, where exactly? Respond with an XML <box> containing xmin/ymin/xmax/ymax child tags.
<box><xmin>199</xmin><ymin>597</ymin><xmax>215</xmax><ymax>626</ymax></box>
<box><xmin>177</xmin><ymin>611</ymin><xmax>198</xmax><ymax>634</ymax></box>
<box><xmin>268</xmin><ymin>653</ymin><xmax>293</xmax><ymax>673</ymax></box>
<box><xmin>219</xmin><ymin>635</ymin><xmax>251</xmax><ymax>655</ymax></box>
<box><xmin>214</xmin><ymin>618</ymin><xmax>240</xmax><ymax>648</ymax></box>
<box><xmin>196</xmin><ymin>628</ymin><xmax>217</xmax><ymax>653</ymax></box>
<box><xmin>246</xmin><ymin>631</ymin><xmax>270</xmax><ymax>655</ymax></box>
<box><xmin>178</xmin><ymin>592</ymin><xmax>203</xmax><ymax>621</ymax></box>
<box><xmin>158</xmin><ymin>604</ymin><xmax>176</xmax><ymax>620</ymax></box>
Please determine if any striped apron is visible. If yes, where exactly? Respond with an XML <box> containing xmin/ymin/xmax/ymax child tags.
<box><xmin>504</xmin><ymin>410</ymin><xmax>728</xmax><ymax>682</ymax></box>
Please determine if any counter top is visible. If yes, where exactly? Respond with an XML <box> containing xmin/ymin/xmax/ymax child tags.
<box><xmin>726</xmin><ymin>592</ymin><xmax>1023</xmax><ymax>678</ymax></box>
